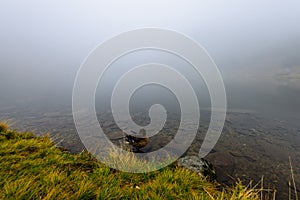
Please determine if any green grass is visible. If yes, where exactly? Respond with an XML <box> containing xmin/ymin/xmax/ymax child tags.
<box><xmin>0</xmin><ymin>122</ymin><xmax>259</xmax><ymax>200</ymax></box>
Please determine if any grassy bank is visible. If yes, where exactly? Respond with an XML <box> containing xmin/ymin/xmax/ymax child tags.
<box><xmin>0</xmin><ymin>123</ymin><xmax>259</xmax><ymax>200</ymax></box>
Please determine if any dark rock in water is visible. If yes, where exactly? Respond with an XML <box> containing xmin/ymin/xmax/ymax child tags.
<box><xmin>125</xmin><ymin>129</ymin><xmax>149</xmax><ymax>153</ymax></box>
<box><xmin>205</xmin><ymin>152</ymin><xmax>235</xmax><ymax>184</ymax></box>
<box><xmin>177</xmin><ymin>156</ymin><xmax>216</xmax><ymax>180</ymax></box>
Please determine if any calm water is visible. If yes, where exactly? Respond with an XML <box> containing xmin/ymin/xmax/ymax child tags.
<box><xmin>1</xmin><ymin>53</ymin><xmax>300</xmax><ymax>199</ymax></box>
<box><xmin>1</xmin><ymin>94</ymin><xmax>299</xmax><ymax>199</ymax></box>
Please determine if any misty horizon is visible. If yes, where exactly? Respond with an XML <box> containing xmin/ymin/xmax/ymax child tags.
<box><xmin>1</xmin><ymin>1</ymin><xmax>300</xmax><ymax>119</ymax></box>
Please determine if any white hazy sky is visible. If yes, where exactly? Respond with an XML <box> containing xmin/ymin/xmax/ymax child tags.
<box><xmin>1</xmin><ymin>0</ymin><xmax>299</xmax><ymax>65</ymax></box>
<box><xmin>0</xmin><ymin>1</ymin><xmax>300</xmax><ymax>114</ymax></box>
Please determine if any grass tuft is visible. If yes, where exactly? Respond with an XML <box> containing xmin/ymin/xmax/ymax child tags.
<box><xmin>0</xmin><ymin>122</ymin><xmax>9</xmax><ymax>132</ymax></box>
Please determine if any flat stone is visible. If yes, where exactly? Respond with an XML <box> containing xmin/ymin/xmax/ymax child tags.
<box><xmin>177</xmin><ymin>156</ymin><xmax>216</xmax><ymax>180</ymax></box>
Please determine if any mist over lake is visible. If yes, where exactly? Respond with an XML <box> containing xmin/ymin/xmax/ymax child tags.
<box><xmin>1</xmin><ymin>1</ymin><xmax>300</xmax><ymax>199</ymax></box>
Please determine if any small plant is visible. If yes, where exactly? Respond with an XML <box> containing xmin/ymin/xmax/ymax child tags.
<box><xmin>0</xmin><ymin>122</ymin><xmax>8</xmax><ymax>132</ymax></box>
<box><xmin>289</xmin><ymin>156</ymin><xmax>299</xmax><ymax>200</ymax></box>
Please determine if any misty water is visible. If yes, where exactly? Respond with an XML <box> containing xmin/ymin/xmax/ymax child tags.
<box><xmin>1</xmin><ymin>49</ymin><xmax>300</xmax><ymax>199</ymax></box>
<box><xmin>1</xmin><ymin>1</ymin><xmax>300</xmax><ymax>199</ymax></box>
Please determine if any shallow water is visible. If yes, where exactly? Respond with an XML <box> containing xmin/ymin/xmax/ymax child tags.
<box><xmin>1</xmin><ymin>101</ymin><xmax>300</xmax><ymax>199</ymax></box>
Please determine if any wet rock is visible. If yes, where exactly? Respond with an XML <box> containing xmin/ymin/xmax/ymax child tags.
<box><xmin>125</xmin><ymin>129</ymin><xmax>149</xmax><ymax>153</ymax></box>
<box><xmin>177</xmin><ymin>156</ymin><xmax>216</xmax><ymax>180</ymax></box>
<box><xmin>205</xmin><ymin>152</ymin><xmax>235</xmax><ymax>184</ymax></box>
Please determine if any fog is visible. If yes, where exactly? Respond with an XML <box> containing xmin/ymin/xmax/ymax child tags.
<box><xmin>1</xmin><ymin>0</ymin><xmax>300</xmax><ymax>118</ymax></box>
